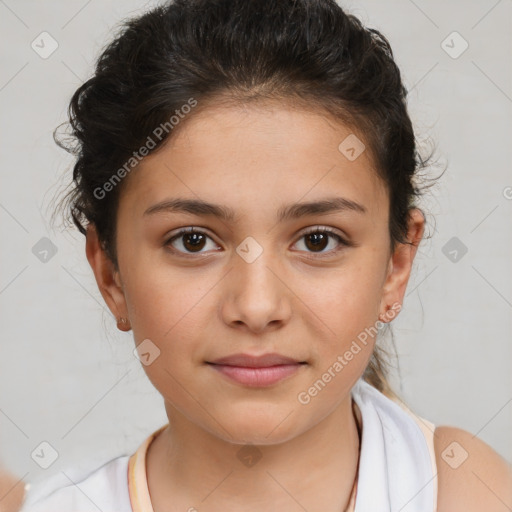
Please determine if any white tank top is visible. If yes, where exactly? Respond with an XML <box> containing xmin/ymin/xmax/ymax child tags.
<box><xmin>349</xmin><ymin>378</ymin><xmax>438</xmax><ymax>512</ymax></box>
<box><xmin>19</xmin><ymin>377</ymin><xmax>438</xmax><ymax>512</ymax></box>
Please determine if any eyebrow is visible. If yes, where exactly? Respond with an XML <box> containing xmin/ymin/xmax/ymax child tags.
<box><xmin>143</xmin><ymin>196</ymin><xmax>367</xmax><ymax>222</ymax></box>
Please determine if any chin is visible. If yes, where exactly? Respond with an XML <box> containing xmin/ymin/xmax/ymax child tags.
<box><xmin>213</xmin><ymin>410</ymin><xmax>303</xmax><ymax>446</ymax></box>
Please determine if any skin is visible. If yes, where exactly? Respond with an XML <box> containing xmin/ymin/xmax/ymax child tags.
<box><xmin>0</xmin><ymin>469</ymin><xmax>25</xmax><ymax>512</ymax></box>
<box><xmin>434</xmin><ymin>427</ymin><xmax>512</xmax><ymax>511</ymax></box>
<box><xmin>85</xmin><ymin>101</ymin><xmax>511</xmax><ymax>511</ymax></box>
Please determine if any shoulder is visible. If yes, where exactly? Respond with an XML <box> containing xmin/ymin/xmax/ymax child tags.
<box><xmin>434</xmin><ymin>425</ymin><xmax>512</xmax><ymax>512</ymax></box>
<box><xmin>0</xmin><ymin>470</ymin><xmax>25</xmax><ymax>512</ymax></box>
<box><xmin>20</xmin><ymin>455</ymin><xmax>131</xmax><ymax>512</ymax></box>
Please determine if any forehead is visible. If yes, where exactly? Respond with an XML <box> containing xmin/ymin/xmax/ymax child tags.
<box><xmin>119</xmin><ymin>102</ymin><xmax>388</xmax><ymax>220</ymax></box>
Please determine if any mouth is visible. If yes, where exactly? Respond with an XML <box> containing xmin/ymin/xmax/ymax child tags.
<box><xmin>208</xmin><ymin>352</ymin><xmax>307</xmax><ymax>367</ymax></box>
<box><xmin>206</xmin><ymin>353</ymin><xmax>308</xmax><ymax>388</ymax></box>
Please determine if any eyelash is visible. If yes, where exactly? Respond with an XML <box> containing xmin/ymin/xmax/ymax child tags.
<box><xmin>164</xmin><ymin>226</ymin><xmax>350</xmax><ymax>258</ymax></box>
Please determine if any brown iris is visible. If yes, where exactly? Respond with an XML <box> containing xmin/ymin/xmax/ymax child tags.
<box><xmin>304</xmin><ymin>232</ymin><xmax>329</xmax><ymax>252</ymax></box>
<box><xmin>182</xmin><ymin>232</ymin><xmax>207</xmax><ymax>252</ymax></box>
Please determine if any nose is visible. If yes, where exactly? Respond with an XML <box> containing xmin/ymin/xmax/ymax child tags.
<box><xmin>220</xmin><ymin>249</ymin><xmax>293</xmax><ymax>334</ymax></box>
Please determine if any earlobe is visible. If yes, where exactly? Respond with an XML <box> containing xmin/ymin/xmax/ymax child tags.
<box><xmin>378</xmin><ymin>209</ymin><xmax>425</xmax><ymax>322</ymax></box>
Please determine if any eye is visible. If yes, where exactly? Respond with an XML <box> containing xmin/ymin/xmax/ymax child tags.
<box><xmin>164</xmin><ymin>226</ymin><xmax>350</xmax><ymax>258</ymax></box>
<box><xmin>293</xmin><ymin>226</ymin><xmax>349</xmax><ymax>256</ymax></box>
<box><xmin>165</xmin><ymin>227</ymin><xmax>219</xmax><ymax>255</ymax></box>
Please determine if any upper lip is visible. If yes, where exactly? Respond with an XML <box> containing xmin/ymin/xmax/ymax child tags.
<box><xmin>208</xmin><ymin>353</ymin><xmax>305</xmax><ymax>368</ymax></box>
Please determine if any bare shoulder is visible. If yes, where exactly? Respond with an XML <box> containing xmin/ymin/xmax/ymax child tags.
<box><xmin>434</xmin><ymin>425</ymin><xmax>512</xmax><ymax>512</ymax></box>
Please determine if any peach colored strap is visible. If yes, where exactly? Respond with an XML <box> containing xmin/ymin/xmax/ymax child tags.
<box><xmin>128</xmin><ymin>426</ymin><xmax>168</xmax><ymax>512</ymax></box>
<box><xmin>345</xmin><ymin>478</ymin><xmax>358</xmax><ymax>512</ymax></box>
<box><xmin>412</xmin><ymin>416</ymin><xmax>438</xmax><ymax>512</ymax></box>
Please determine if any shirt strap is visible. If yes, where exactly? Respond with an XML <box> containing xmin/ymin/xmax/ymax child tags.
<box><xmin>128</xmin><ymin>425</ymin><xmax>168</xmax><ymax>512</ymax></box>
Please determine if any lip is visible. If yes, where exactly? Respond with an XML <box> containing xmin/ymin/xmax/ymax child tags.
<box><xmin>208</xmin><ymin>352</ymin><xmax>305</xmax><ymax>367</ymax></box>
<box><xmin>207</xmin><ymin>353</ymin><xmax>307</xmax><ymax>388</ymax></box>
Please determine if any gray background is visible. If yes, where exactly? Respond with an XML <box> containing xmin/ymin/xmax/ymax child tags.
<box><xmin>1</xmin><ymin>0</ymin><xmax>511</xmax><ymax>488</ymax></box>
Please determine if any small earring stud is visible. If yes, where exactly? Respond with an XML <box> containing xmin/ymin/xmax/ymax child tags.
<box><xmin>117</xmin><ymin>316</ymin><xmax>131</xmax><ymax>331</ymax></box>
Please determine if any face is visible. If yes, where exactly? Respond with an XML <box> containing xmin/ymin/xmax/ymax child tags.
<box><xmin>86</xmin><ymin>101</ymin><xmax>424</xmax><ymax>445</ymax></box>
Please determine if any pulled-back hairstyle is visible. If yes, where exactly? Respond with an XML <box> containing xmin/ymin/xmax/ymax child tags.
<box><xmin>52</xmin><ymin>0</ymin><xmax>443</xmax><ymax>400</ymax></box>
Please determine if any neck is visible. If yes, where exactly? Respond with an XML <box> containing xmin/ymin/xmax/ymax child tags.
<box><xmin>146</xmin><ymin>394</ymin><xmax>362</xmax><ymax>512</ymax></box>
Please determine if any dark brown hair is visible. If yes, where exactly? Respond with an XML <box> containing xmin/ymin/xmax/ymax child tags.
<box><xmin>52</xmin><ymin>0</ymin><xmax>444</xmax><ymax>399</ymax></box>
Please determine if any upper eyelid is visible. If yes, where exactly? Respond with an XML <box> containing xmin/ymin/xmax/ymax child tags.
<box><xmin>166</xmin><ymin>225</ymin><xmax>345</xmax><ymax>239</ymax></box>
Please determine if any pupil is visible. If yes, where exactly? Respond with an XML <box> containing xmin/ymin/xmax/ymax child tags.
<box><xmin>184</xmin><ymin>233</ymin><xmax>205</xmax><ymax>251</ymax></box>
<box><xmin>306</xmin><ymin>233</ymin><xmax>328</xmax><ymax>251</ymax></box>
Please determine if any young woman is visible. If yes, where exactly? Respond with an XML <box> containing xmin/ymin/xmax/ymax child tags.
<box><xmin>19</xmin><ymin>0</ymin><xmax>512</xmax><ymax>511</ymax></box>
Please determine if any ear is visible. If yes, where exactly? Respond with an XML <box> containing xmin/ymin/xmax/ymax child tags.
<box><xmin>379</xmin><ymin>208</ymin><xmax>425</xmax><ymax>321</ymax></box>
<box><xmin>85</xmin><ymin>224</ymin><xmax>129</xmax><ymax>323</ymax></box>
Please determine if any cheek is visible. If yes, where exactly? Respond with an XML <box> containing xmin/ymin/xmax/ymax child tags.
<box><xmin>292</xmin><ymin>260</ymin><xmax>385</xmax><ymax>392</ymax></box>
<box><xmin>296</xmin><ymin>257</ymin><xmax>384</xmax><ymax>338</ymax></box>
<box><xmin>122</xmin><ymin>266</ymin><xmax>224</xmax><ymax>400</ymax></box>
<box><xmin>123</xmin><ymin>271</ymin><xmax>210</xmax><ymax>402</ymax></box>
<box><xmin>123</xmin><ymin>263</ymin><xmax>212</xmax><ymax>339</ymax></box>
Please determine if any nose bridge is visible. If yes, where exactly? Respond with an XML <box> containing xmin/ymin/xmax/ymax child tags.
<box><xmin>223</xmin><ymin>236</ymin><xmax>292</xmax><ymax>329</ymax></box>
<box><xmin>233</xmin><ymin>236</ymin><xmax>281</xmax><ymax>295</ymax></box>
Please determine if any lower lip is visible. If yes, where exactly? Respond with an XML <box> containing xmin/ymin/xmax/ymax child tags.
<box><xmin>208</xmin><ymin>363</ymin><xmax>305</xmax><ymax>387</ymax></box>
